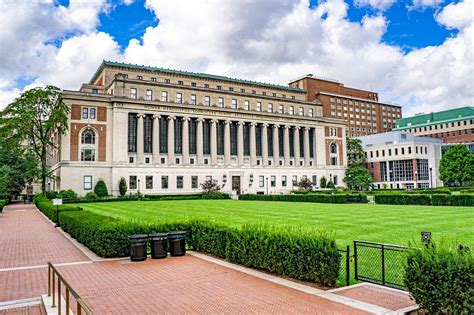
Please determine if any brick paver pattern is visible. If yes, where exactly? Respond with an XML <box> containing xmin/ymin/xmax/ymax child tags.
<box><xmin>57</xmin><ymin>256</ymin><xmax>369</xmax><ymax>315</ymax></box>
<box><xmin>0</xmin><ymin>304</ymin><xmax>45</xmax><ymax>315</ymax></box>
<box><xmin>334</xmin><ymin>283</ymin><xmax>415</xmax><ymax>311</ymax></box>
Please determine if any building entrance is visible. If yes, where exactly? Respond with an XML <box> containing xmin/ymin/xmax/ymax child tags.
<box><xmin>232</xmin><ymin>176</ymin><xmax>241</xmax><ymax>195</ymax></box>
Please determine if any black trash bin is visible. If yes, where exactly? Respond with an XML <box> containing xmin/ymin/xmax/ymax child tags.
<box><xmin>168</xmin><ymin>231</ymin><xmax>186</xmax><ymax>256</ymax></box>
<box><xmin>128</xmin><ymin>234</ymin><xmax>148</xmax><ymax>261</ymax></box>
<box><xmin>149</xmin><ymin>233</ymin><xmax>168</xmax><ymax>259</ymax></box>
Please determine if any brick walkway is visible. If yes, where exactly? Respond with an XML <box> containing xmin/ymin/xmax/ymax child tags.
<box><xmin>0</xmin><ymin>305</ymin><xmax>45</xmax><ymax>315</ymax></box>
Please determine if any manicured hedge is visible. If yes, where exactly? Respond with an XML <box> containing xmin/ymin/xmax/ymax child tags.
<box><xmin>375</xmin><ymin>194</ymin><xmax>474</xmax><ymax>206</ymax></box>
<box><xmin>63</xmin><ymin>196</ymin><xmax>140</xmax><ymax>204</ymax></box>
<box><xmin>404</xmin><ymin>243</ymin><xmax>473</xmax><ymax>313</ymax></box>
<box><xmin>34</xmin><ymin>198</ymin><xmax>82</xmax><ymax>222</ymax></box>
<box><xmin>59</xmin><ymin>210</ymin><xmax>341</xmax><ymax>286</ymax></box>
<box><xmin>0</xmin><ymin>199</ymin><xmax>7</xmax><ymax>212</ymax></box>
<box><xmin>240</xmin><ymin>193</ymin><xmax>367</xmax><ymax>204</ymax></box>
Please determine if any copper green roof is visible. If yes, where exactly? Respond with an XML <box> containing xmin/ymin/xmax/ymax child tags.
<box><xmin>90</xmin><ymin>60</ymin><xmax>306</xmax><ymax>93</ymax></box>
<box><xmin>394</xmin><ymin>106</ymin><xmax>474</xmax><ymax>129</ymax></box>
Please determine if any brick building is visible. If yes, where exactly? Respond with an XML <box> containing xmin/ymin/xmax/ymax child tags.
<box><xmin>288</xmin><ymin>75</ymin><xmax>402</xmax><ymax>137</ymax></box>
<box><xmin>358</xmin><ymin>131</ymin><xmax>442</xmax><ymax>189</ymax></box>
<box><xmin>394</xmin><ymin>106</ymin><xmax>474</xmax><ymax>153</ymax></box>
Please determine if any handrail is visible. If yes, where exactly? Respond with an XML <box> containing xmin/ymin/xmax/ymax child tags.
<box><xmin>47</xmin><ymin>262</ymin><xmax>94</xmax><ymax>315</ymax></box>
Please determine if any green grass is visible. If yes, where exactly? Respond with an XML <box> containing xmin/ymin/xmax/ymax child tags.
<box><xmin>80</xmin><ymin>200</ymin><xmax>474</xmax><ymax>247</ymax></box>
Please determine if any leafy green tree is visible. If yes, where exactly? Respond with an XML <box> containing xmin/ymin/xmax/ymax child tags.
<box><xmin>344</xmin><ymin>137</ymin><xmax>372</xmax><ymax>190</ymax></box>
<box><xmin>94</xmin><ymin>179</ymin><xmax>108</xmax><ymax>197</ymax></box>
<box><xmin>0</xmin><ymin>86</ymin><xmax>69</xmax><ymax>195</ymax></box>
<box><xmin>296</xmin><ymin>177</ymin><xmax>313</xmax><ymax>190</ymax></box>
<box><xmin>0</xmin><ymin>146</ymin><xmax>38</xmax><ymax>199</ymax></box>
<box><xmin>320</xmin><ymin>176</ymin><xmax>327</xmax><ymax>188</ymax></box>
<box><xmin>200</xmin><ymin>179</ymin><xmax>222</xmax><ymax>193</ymax></box>
<box><xmin>119</xmin><ymin>177</ymin><xmax>127</xmax><ymax>196</ymax></box>
<box><xmin>439</xmin><ymin>145</ymin><xmax>474</xmax><ymax>186</ymax></box>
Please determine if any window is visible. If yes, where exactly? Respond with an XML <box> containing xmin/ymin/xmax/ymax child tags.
<box><xmin>279</xmin><ymin>104</ymin><xmax>284</xmax><ymax>113</ymax></box>
<box><xmin>177</xmin><ymin>176</ymin><xmax>183</xmax><ymax>189</ymax></box>
<box><xmin>229</xmin><ymin>87</ymin><xmax>234</xmax><ymax>91</ymax></box>
<box><xmin>81</xmin><ymin>129</ymin><xmax>96</xmax><ymax>161</ymax></box>
<box><xmin>330</xmin><ymin>143</ymin><xmax>338</xmax><ymax>165</ymax></box>
<box><xmin>81</xmin><ymin>130</ymin><xmax>95</xmax><ymax>144</ymax></box>
<box><xmin>256</xmin><ymin>102</ymin><xmax>262</xmax><ymax>112</ymax></box>
<box><xmin>83</xmin><ymin>176</ymin><xmax>92</xmax><ymax>190</ymax></box>
<box><xmin>191</xmin><ymin>176</ymin><xmax>198</xmax><ymax>188</ymax></box>
<box><xmin>231</xmin><ymin>99</ymin><xmax>237</xmax><ymax>109</ymax></box>
<box><xmin>130</xmin><ymin>88</ymin><xmax>137</xmax><ymax>99</ymax></box>
<box><xmin>128</xmin><ymin>114</ymin><xmax>138</xmax><ymax>152</ymax></box>
<box><xmin>161</xmin><ymin>176</ymin><xmax>168</xmax><ymax>189</ymax></box>
<box><xmin>129</xmin><ymin>156</ymin><xmax>134</xmax><ymax>163</ymax></box>
<box><xmin>91</xmin><ymin>88</ymin><xmax>98</xmax><ymax>94</ymax></box>
<box><xmin>282</xmin><ymin>175</ymin><xmax>287</xmax><ymax>187</ymax></box>
<box><xmin>330</xmin><ymin>128</ymin><xmax>337</xmax><ymax>137</ymax></box>
<box><xmin>240</xmin><ymin>88</ymin><xmax>245</xmax><ymax>92</ymax></box>
<box><xmin>270</xmin><ymin>176</ymin><xmax>276</xmax><ymax>187</ymax></box>
<box><xmin>191</xmin><ymin>82</ymin><xmax>196</xmax><ymax>87</ymax></box>
<box><xmin>217</xmin><ymin>85</ymin><xmax>222</xmax><ymax>90</ymax></box>
<box><xmin>138</xmin><ymin>76</ymin><xmax>143</xmax><ymax>80</ymax></box>
<box><xmin>129</xmin><ymin>176</ymin><xmax>137</xmax><ymax>190</ymax></box>
<box><xmin>176</xmin><ymin>93</ymin><xmax>182</xmax><ymax>104</ymax></box>
<box><xmin>218</xmin><ymin>97</ymin><xmax>224</xmax><ymax>108</ymax></box>
<box><xmin>82</xmin><ymin>108</ymin><xmax>88</xmax><ymax>119</ymax></box>
<box><xmin>146</xmin><ymin>176</ymin><xmax>153</xmax><ymax>189</ymax></box>
<box><xmin>312</xmin><ymin>175</ymin><xmax>317</xmax><ymax>185</ymax></box>
<box><xmin>206</xmin><ymin>175</ymin><xmax>212</xmax><ymax>181</ymax></box>
<box><xmin>191</xmin><ymin>94</ymin><xmax>196</xmax><ymax>105</ymax></box>
<box><xmin>178</xmin><ymin>80</ymin><xmax>183</xmax><ymax>85</ymax></box>
<box><xmin>299</xmin><ymin>107</ymin><xmax>304</xmax><ymax>116</ymax></box>
<box><xmin>268</xmin><ymin>103</ymin><xmax>273</xmax><ymax>112</ymax></box>
<box><xmin>292</xmin><ymin>175</ymin><xmax>297</xmax><ymax>185</ymax></box>
<box><xmin>164</xmin><ymin>79</ymin><xmax>170</xmax><ymax>83</ymax></box>
<box><xmin>89</xmin><ymin>108</ymin><xmax>96</xmax><ymax>119</ymax></box>
<box><xmin>244</xmin><ymin>100</ymin><xmax>250</xmax><ymax>110</ymax></box>
<box><xmin>146</xmin><ymin>89</ymin><xmax>153</xmax><ymax>101</ymax></box>
<box><xmin>309</xmin><ymin>108</ymin><xmax>314</xmax><ymax>117</ymax></box>
<box><xmin>161</xmin><ymin>91</ymin><xmax>168</xmax><ymax>102</ymax></box>
<box><xmin>204</xmin><ymin>96</ymin><xmax>210</xmax><ymax>106</ymax></box>
<box><xmin>259</xmin><ymin>176</ymin><xmax>264</xmax><ymax>187</ymax></box>
<box><xmin>151</xmin><ymin>77</ymin><xmax>156</xmax><ymax>82</ymax></box>
<box><xmin>289</xmin><ymin>106</ymin><xmax>294</xmax><ymax>115</ymax></box>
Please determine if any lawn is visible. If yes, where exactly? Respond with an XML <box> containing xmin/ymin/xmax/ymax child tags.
<box><xmin>80</xmin><ymin>200</ymin><xmax>474</xmax><ymax>247</ymax></box>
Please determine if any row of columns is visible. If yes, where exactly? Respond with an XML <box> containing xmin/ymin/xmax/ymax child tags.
<box><xmin>135</xmin><ymin>114</ymin><xmax>315</xmax><ymax>167</ymax></box>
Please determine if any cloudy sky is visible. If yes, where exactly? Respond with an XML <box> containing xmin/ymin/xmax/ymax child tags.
<box><xmin>0</xmin><ymin>0</ymin><xmax>472</xmax><ymax>116</ymax></box>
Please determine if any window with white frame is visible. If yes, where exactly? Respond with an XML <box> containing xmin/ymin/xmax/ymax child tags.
<box><xmin>218</xmin><ymin>97</ymin><xmax>224</xmax><ymax>108</ymax></box>
<box><xmin>204</xmin><ymin>96</ymin><xmax>211</xmax><ymax>106</ymax></box>
<box><xmin>176</xmin><ymin>93</ymin><xmax>182</xmax><ymax>103</ymax></box>
<box><xmin>330</xmin><ymin>128</ymin><xmax>337</xmax><ymax>137</ymax></box>
<box><xmin>309</xmin><ymin>108</ymin><xmax>314</xmax><ymax>117</ymax></box>
<box><xmin>83</xmin><ymin>176</ymin><xmax>92</xmax><ymax>190</ymax></box>
<box><xmin>191</xmin><ymin>94</ymin><xmax>196</xmax><ymax>105</ymax></box>
<box><xmin>279</xmin><ymin>104</ymin><xmax>284</xmax><ymax>113</ymax></box>
<box><xmin>231</xmin><ymin>99</ymin><xmax>237</xmax><ymax>109</ymax></box>
<box><xmin>256</xmin><ymin>102</ymin><xmax>262</xmax><ymax>111</ymax></box>
<box><xmin>82</xmin><ymin>107</ymin><xmax>88</xmax><ymax>119</ymax></box>
<box><xmin>244</xmin><ymin>100</ymin><xmax>250</xmax><ymax>110</ymax></box>
<box><xmin>289</xmin><ymin>106</ymin><xmax>294</xmax><ymax>115</ymax></box>
<box><xmin>80</xmin><ymin>129</ymin><xmax>96</xmax><ymax>162</ymax></box>
<box><xmin>161</xmin><ymin>91</ymin><xmax>168</xmax><ymax>102</ymax></box>
<box><xmin>146</xmin><ymin>89</ymin><xmax>153</xmax><ymax>101</ymax></box>
<box><xmin>259</xmin><ymin>176</ymin><xmax>264</xmax><ymax>187</ymax></box>
<box><xmin>89</xmin><ymin>108</ymin><xmax>96</xmax><ymax>119</ymax></box>
<box><xmin>130</xmin><ymin>88</ymin><xmax>137</xmax><ymax>99</ymax></box>
<box><xmin>299</xmin><ymin>107</ymin><xmax>304</xmax><ymax>116</ymax></box>
<box><xmin>330</xmin><ymin>142</ymin><xmax>338</xmax><ymax>165</ymax></box>
<box><xmin>268</xmin><ymin>103</ymin><xmax>273</xmax><ymax>112</ymax></box>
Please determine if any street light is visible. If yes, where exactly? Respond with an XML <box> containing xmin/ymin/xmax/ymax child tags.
<box><xmin>414</xmin><ymin>170</ymin><xmax>418</xmax><ymax>189</ymax></box>
<box><xmin>265</xmin><ymin>177</ymin><xmax>269</xmax><ymax>195</ymax></box>
<box><xmin>137</xmin><ymin>179</ymin><xmax>141</xmax><ymax>195</ymax></box>
<box><xmin>429</xmin><ymin>165</ymin><xmax>433</xmax><ymax>188</ymax></box>
<box><xmin>329</xmin><ymin>173</ymin><xmax>333</xmax><ymax>189</ymax></box>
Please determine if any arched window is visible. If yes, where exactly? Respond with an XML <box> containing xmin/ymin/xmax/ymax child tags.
<box><xmin>330</xmin><ymin>143</ymin><xmax>337</xmax><ymax>154</ymax></box>
<box><xmin>330</xmin><ymin>143</ymin><xmax>338</xmax><ymax>166</ymax></box>
<box><xmin>81</xmin><ymin>130</ymin><xmax>95</xmax><ymax>145</ymax></box>
<box><xmin>80</xmin><ymin>129</ymin><xmax>96</xmax><ymax>161</ymax></box>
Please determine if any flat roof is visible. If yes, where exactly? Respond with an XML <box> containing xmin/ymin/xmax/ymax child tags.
<box><xmin>394</xmin><ymin>106</ymin><xmax>474</xmax><ymax>129</ymax></box>
<box><xmin>90</xmin><ymin>60</ymin><xmax>306</xmax><ymax>93</ymax></box>
<box><xmin>358</xmin><ymin>130</ymin><xmax>442</xmax><ymax>147</ymax></box>
<box><xmin>317</xmin><ymin>92</ymin><xmax>402</xmax><ymax>108</ymax></box>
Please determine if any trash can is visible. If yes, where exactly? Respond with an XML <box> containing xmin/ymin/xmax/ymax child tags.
<box><xmin>168</xmin><ymin>231</ymin><xmax>186</xmax><ymax>256</ymax></box>
<box><xmin>128</xmin><ymin>234</ymin><xmax>148</xmax><ymax>261</ymax></box>
<box><xmin>149</xmin><ymin>233</ymin><xmax>168</xmax><ymax>259</ymax></box>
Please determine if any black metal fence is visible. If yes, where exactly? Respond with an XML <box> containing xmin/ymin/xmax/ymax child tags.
<box><xmin>354</xmin><ymin>240</ymin><xmax>410</xmax><ymax>290</ymax></box>
<box><xmin>337</xmin><ymin>245</ymin><xmax>351</xmax><ymax>287</ymax></box>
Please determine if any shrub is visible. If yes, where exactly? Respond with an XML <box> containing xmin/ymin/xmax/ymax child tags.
<box><xmin>320</xmin><ymin>176</ymin><xmax>327</xmax><ymax>189</ymax></box>
<box><xmin>119</xmin><ymin>177</ymin><xmax>127</xmax><ymax>196</ymax></box>
<box><xmin>94</xmin><ymin>179</ymin><xmax>108</xmax><ymax>197</ymax></box>
<box><xmin>35</xmin><ymin>198</ymin><xmax>82</xmax><ymax>222</ymax></box>
<box><xmin>45</xmin><ymin>191</ymin><xmax>58</xmax><ymax>200</ymax></box>
<box><xmin>374</xmin><ymin>194</ymin><xmax>431</xmax><ymax>205</ymax></box>
<box><xmin>201</xmin><ymin>192</ymin><xmax>231</xmax><ymax>200</ymax></box>
<box><xmin>296</xmin><ymin>177</ymin><xmax>313</xmax><ymax>190</ymax></box>
<box><xmin>0</xmin><ymin>199</ymin><xmax>6</xmax><ymax>212</ymax></box>
<box><xmin>432</xmin><ymin>194</ymin><xmax>474</xmax><ymax>206</ymax></box>
<box><xmin>145</xmin><ymin>193</ymin><xmax>203</xmax><ymax>201</ymax></box>
<box><xmin>346</xmin><ymin>194</ymin><xmax>368</xmax><ymax>204</ymax></box>
<box><xmin>59</xmin><ymin>210</ymin><xmax>341</xmax><ymax>286</ymax></box>
<box><xmin>200</xmin><ymin>179</ymin><xmax>222</xmax><ymax>193</ymax></box>
<box><xmin>404</xmin><ymin>243</ymin><xmax>473</xmax><ymax>314</ymax></box>
<box><xmin>58</xmin><ymin>189</ymin><xmax>78</xmax><ymax>200</ymax></box>
<box><xmin>85</xmin><ymin>192</ymin><xmax>98</xmax><ymax>198</ymax></box>
<box><xmin>239</xmin><ymin>194</ymin><xmax>352</xmax><ymax>204</ymax></box>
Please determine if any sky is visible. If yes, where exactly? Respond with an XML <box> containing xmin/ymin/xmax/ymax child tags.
<box><xmin>0</xmin><ymin>0</ymin><xmax>472</xmax><ymax>117</ymax></box>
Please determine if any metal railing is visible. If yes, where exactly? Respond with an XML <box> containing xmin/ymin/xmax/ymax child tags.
<box><xmin>354</xmin><ymin>240</ymin><xmax>410</xmax><ymax>290</ymax></box>
<box><xmin>337</xmin><ymin>245</ymin><xmax>351</xmax><ymax>287</ymax></box>
<box><xmin>48</xmin><ymin>262</ymin><xmax>93</xmax><ymax>315</ymax></box>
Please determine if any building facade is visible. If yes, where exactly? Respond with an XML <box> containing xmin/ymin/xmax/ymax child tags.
<box><xmin>288</xmin><ymin>75</ymin><xmax>402</xmax><ymax>138</ymax></box>
<box><xmin>394</xmin><ymin>107</ymin><xmax>474</xmax><ymax>153</ymax></box>
<box><xmin>358</xmin><ymin>131</ymin><xmax>442</xmax><ymax>189</ymax></box>
<box><xmin>50</xmin><ymin>61</ymin><xmax>347</xmax><ymax>196</ymax></box>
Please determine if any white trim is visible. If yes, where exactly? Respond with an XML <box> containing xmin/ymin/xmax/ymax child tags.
<box><xmin>0</xmin><ymin>297</ymin><xmax>41</xmax><ymax>310</ymax></box>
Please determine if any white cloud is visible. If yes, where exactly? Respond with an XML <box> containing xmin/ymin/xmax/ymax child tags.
<box><xmin>435</xmin><ymin>0</ymin><xmax>473</xmax><ymax>29</ymax></box>
<box><xmin>354</xmin><ymin>0</ymin><xmax>397</xmax><ymax>11</ymax></box>
<box><xmin>408</xmin><ymin>0</ymin><xmax>445</xmax><ymax>10</ymax></box>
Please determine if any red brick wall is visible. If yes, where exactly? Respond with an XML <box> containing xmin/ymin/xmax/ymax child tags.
<box><xmin>71</xmin><ymin>105</ymin><xmax>81</xmax><ymax>120</ymax></box>
<box><xmin>296</xmin><ymin>77</ymin><xmax>378</xmax><ymax>101</ymax></box>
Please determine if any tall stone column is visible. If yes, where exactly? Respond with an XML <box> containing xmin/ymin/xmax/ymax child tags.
<box><xmin>304</xmin><ymin>127</ymin><xmax>310</xmax><ymax>166</ymax></box>
<box><xmin>237</xmin><ymin>121</ymin><xmax>244</xmax><ymax>165</ymax></box>
<box><xmin>313</xmin><ymin>127</ymin><xmax>317</xmax><ymax>167</ymax></box>
<box><xmin>136</xmin><ymin>114</ymin><xmax>144</xmax><ymax>164</ymax></box>
<box><xmin>273</xmin><ymin>125</ymin><xmax>279</xmax><ymax>165</ymax></box>
<box><xmin>261</xmin><ymin>123</ymin><xmax>268</xmax><ymax>166</ymax></box>
<box><xmin>284</xmin><ymin>125</ymin><xmax>290</xmax><ymax>166</ymax></box>
<box><xmin>210</xmin><ymin>119</ymin><xmax>218</xmax><ymax>166</ymax></box>
<box><xmin>152</xmin><ymin>114</ymin><xmax>160</xmax><ymax>165</ymax></box>
<box><xmin>167</xmin><ymin>116</ymin><xmax>175</xmax><ymax>165</ymax></box>
<box><xmin>196</xmin><ymin>118</ymin><xmax>204</xmax><ymax>165</ymax></box>
<box><xmin>250</xmin><ymin>122</ymin><xmax>257</xmax><ymax>166</ymax></box>
<box><xmin>224</xmin><ymin>120</ymin><xmax>231</xmax><ymax>165</ymax></box>
<box><xmin>294</xmin><ymin>126</ymin><xmax>300</xmax><ymax>166</ymax></box>
<box><xmin>182</xmin><ymin>117</ymin><xmax>189</xmax><ymax>165</ymax></box>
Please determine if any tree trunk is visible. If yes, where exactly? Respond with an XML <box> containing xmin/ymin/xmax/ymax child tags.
<box><xmin>41</xmin><ymin>146</ymin><xmax>47</xmax><ymax>196</ymax></box>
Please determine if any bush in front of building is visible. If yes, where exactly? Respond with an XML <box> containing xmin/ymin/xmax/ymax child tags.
<box><xmin>59</xmin><ymin>210</ymin><xmax>341</xmax><ymax>286</ymax></box>
<box><xmin>201</xmin><ymin>192</ymin><xmax>231</xmax><ymax>199</ymax></box>
<box><xmin>94</xmin><ymin>179</ymin><xmax>108</xmax><ymax>197</ymax></box>
<box><xmin>118</xmin><ymin>177</ymin><xmax>127</xmax><ymax>196</ymax></box>
<box><xmin>431</xmin><ymin>194</ymin><xmax>474</xmax><ymax>206</ymax></box>
<box><xmin>404</xmin><ymin>242</ymin><xmax>473</xmax><ymax>314</ymax></box>
<box><xmin>374</xmin><ymin>194</ymin><xmax>432</xmax><ymax>205</ymax></box>
<box><xmin>58</xmin><ymin>189</ymin><xmax>78</xmax><ymax>200</ymax></box>
<box><xmin>0</xmin><ymin>199</ymin><xmax>7</xmax><ymax>212</ymax></box>
<box><xmin>239</xmin><ymin>193</ymin><xmax>352</xmax><ymax>204</ymax></box>
<box><xmin>35</xmin><ymin>198</ymin><xmax>82</xmax><ymax>222</ymax></box>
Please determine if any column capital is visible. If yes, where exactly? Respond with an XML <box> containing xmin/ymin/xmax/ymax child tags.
<box><xmin>137</xmin><ymin>113</ymin><xmax>145</xmax><ymax>119</ymax></box>
<box><xmin>250</xmin><ymin>122</ymin><xmax>258</xmax><ymax>127</ymax></box>
<box><xmin>167</xmin><ymin>115</ymin><xmax>176</xmax><ymax>121</ymax></box>
<box><xmin>262</xmin><ymin>123</ymin><xmax>269</xmax><ymax>128</ymax></box>
<box><xmin>210</xmin><ymin>118</ymin><xmax>219</xmax><ymax>124</ymax></box>
<box><xmin>237</xmin><ymin>121</ymin><xmax>245</xmax><ymax>126</ymax></box>
<box><xmin>294</xmin><ymin>126</ymin><xmax>301</xmax><ymax>130</ymax></box>
<box><xmin>304</xmin><ymin>126</ymin><xmax>311</xmax><ymax>131</ymax></box>
<box><xmin>196</xmin><ymin>117</ymin><xmax>205</xmax><ymax>123</ymax></box>
<box><xmin>273</xmin><ymin>124</ymin><xmax>280</xmax><ymax>129</ymax></box>
<box><xmin>224</xmin><ymin>120</ymin><xmax>232</xmax><ymax>125</ymax></box>
<box><xmin>181</xmin><ymin>116</ymin><xmax>191</xmax><ymax>122</ymax></box>
<box><xmin>283</xmin><ymin>125</ymin><xmax>291</xmax><ymax>129</ymax></box>
<box><xmin>152</xmin><ymin>114</ymin><xmax>161</xmax><ymax>120</ymax></box>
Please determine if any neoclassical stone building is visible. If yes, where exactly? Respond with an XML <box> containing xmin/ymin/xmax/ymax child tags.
<box><xmin>50</xmin><ymin>61</ymin><xmax>347</xmax><ymax>196</ymax></box>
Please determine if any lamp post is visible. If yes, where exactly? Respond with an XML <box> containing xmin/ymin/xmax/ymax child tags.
<box><xmin>414</xmin><ymin>170</ymin><xmax>418</xmax><ymax>189</ymax></box>
<box><xmin>47</xmin><ymin>181</ymin><xmax>51</xmax><ymax>192</ymax></box>
<box><xmin>429</xmin><ymin>165</ymin><xmax>433</xmax><ymax>188</ymax></box>
<box><xmin>265</xmin><ymin>177</ymin><xmax>269</xmax><ymax>195</ymax></box>
<box><xmin>137</xmin><ymin>179</ymin><xmax>141</xmax><ymax>195</ymax></box>
<box><xmin>329</xmin><ymin>173</ymin><xmax>333</xmax><ymax>189</ymax></box>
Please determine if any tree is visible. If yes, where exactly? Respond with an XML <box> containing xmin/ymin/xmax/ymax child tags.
<box><xmin>320</xmin><ymin>176</ymin><xmax>327</xmax><ymax>189</ymax></box>
<box><xmin>94</xmin><ymin>179</ymin><xmax>108</xmax><ymax>197</ymax></box>
<box><xmin>119</xmin><ymin>177</ymin><xmax>127</xmax><ymax>196</ymax></box>
<box><xmin>200</xmin><ymin>179</ymin><xmax>222</xmax><ymax>193</ymax></box>
<box><xmin>343</xmin><ymin>166</ymin><xmax>373</xmax><ymax>190</ymax></box>
<box><xmin>344</xmin><ymin>137</ymin><xmax>372</xmax><ymax>190</ymax></box>
<box><xmin>0</xmin><ymin>86</ymin><xmax>69</xmax><ymax>195</ymax></box>
<box><xmin>297</xmin><ymin>177</ymin><xmax>313</xmax><ymax>190</ymax></box>
<box><xmin>0</xmin><ymin>146</ymin><xmax>38</xmax><ymax>199</ymax></box>
<box><xmin>439</xmin><ymin>145</ymin><xmax>474</xmax><ymax>186</ymax></box>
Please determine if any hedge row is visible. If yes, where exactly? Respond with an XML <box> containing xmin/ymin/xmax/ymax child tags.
<box><xmin>375</xmin><ymin>194</ymin><xmax>474</xmax><ymax>206</ymax></box>
<box><xmin>59</xmin><ymin>210</ymin><xmax>341</xmax><ymax>286</ymax></box>
<box><xmin>0</xmin><ymin>200</ymin><xmax>7</xmax><ymax>212</ymax></box>
<box><xmin>239</xmin><ymin>193</ymin><xmax>368</xmax><ymax>204</ymax></box>
<box><xmin>35</xmin><ymin>198</ymin><xmax>82</xmax><ymax>222</ymax></box>
<box><xmin>62</xmin><ymin>192</ymin><xmax>231</xmax><ymax>204</ymax></box>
